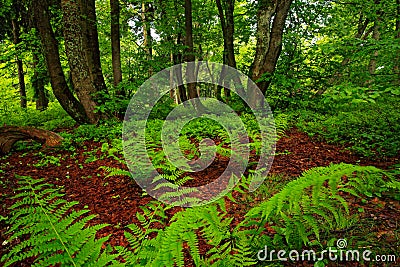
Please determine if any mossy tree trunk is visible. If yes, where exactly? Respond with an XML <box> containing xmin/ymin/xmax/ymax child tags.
<box><xmin>250</xmin><ymin>0</ymin><xmax>292</xmax><ymax>98</ymax></box>
<box><xmin>81</xmin><ymin>0</ymin><xmax>108</xmax><ymax>94</ymax></box>
<box><xmin>61</xmin><ymin>0</ymin><xmax>106</xmax><ymax>124</ymax></box>
<box><xmin>32</xmin><ymin>0</ymin><xmax>90</xmax><ymax>124</ymax></box>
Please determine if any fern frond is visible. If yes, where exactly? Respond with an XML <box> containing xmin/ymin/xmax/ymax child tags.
<box><xmin>1</xmin><ymin>175</ymin><xmax>121</xmax><ymax>267</ymax></box>
<box><xmin>99</xmin><ymin>166</ymin><xmax>132</xmax><ymax>178</ymax></box>
<box><xmin>242</xmin><ymin>163</ymin><xmax>396</xmax><ymax>250</ymax></box>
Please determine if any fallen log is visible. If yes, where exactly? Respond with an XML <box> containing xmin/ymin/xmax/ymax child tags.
<box><xmin>0</xmin><ymin>126</ymin><xmax>63</xmax><ymax>154</ymax></box>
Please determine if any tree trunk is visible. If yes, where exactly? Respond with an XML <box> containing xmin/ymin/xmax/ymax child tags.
<box><xmin>169</xmin><ymin>53</ymin><xmax>179</xmax><ymax>102</ymax></box>
<box><xmin>32</xmin><ymin>0</ymin><xmax>89</xmax><ymax>124</ymax></box>
<box><xmin>216</xmin><ymin>0</ymin><xmax>229</xmax><ymax>100</ymax></box>
<box><xmin>61</xmin><ymin>0</ymin><xmax>101</xmax><ymax>124</ymax></box>
<box><xmin>110</xmin><ymin>0</ymin><xmax>123</xmax><ymax>90</ymax></box>
<box><xmin>11</xmin><ymin>18</ymin><xmax>27</xmax><ymax>109</ymax></box>
<box><xmin>368</xmin><ymin>20</ymin><xmax>380</xmax><ymax>75</ymax></box>
<box><xmin>216</xmin><ymin>0</ymin><xmax>245</xmax><ymax>99</ymax></box>
<box><xmin>250</xmin><ymin>0</ymin><xmax>292</xmax><ymax>95</ymax></box>
<box><xmin>32</xmin><ymin>53</ymin><xmax>48</xmax><ymax>111</ymax></box>
<box><xmin>0</xmin><ymin>126</ymin><xmax>63</xmax><ymax>155</ymax></box>
<box><xmin>184</xmin><ymin>0</ymin><xmax>205</xmax><ymax>112</ymax></box>
<box><xmin>250</xmin><ymin>0</ymin><xmax>276</xmax><ymax>90</ymax></box>
<box><xmin>141</xmin><ymin>1</ymin><xmax>153</xmax><ymax>76</ymax></box>
<box><xmin>173</xmin><ymin>33</ymin><xmax>188</xmax><ymax>104</ymax></box>
<box><xmin>366</xmin><ymin>2</ymin><xmax>382</xmax><ymax>87</ymax></box>
<box><xmin>81</xmin><ymin>0</ymin><xmax>108</xmax><ymax>94</ymax></box>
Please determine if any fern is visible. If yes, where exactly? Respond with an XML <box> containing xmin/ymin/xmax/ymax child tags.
<box><xmin>241</xmin><ymin>163</ymin><xmax>396</xmax><ymax>253</ymax></box>
<box><xmin>274</xmin><ymin>113</ymin><xmax>289</xmax><ymax>137</ymax></box>
<box><xmin>119</xmin><ymin>197</ymin><xmax>261</xmax><ymax>266</ymax></box>
<box><xmin>114</xmin><ymin>163</ymin><xmax>398</xmax><ymax>266</ymax></box>
<box><xmin>116</xmin><ymin>201</ymin><xmax>169</xmax><ymax>265</ymax></box>
<box><xmin>1</xmin><ymin>175</ymin><xmax>122</xmax><ymax>267</ymax></box>
<box><xmin>231</xmin><ymin>233</ymin><xmax>257</xmax><ymax>267</ymax></box>
<box><xmin>99</xmin><ymin>166</ymin><xmax>132</xmax><ymax>178</ymax></box>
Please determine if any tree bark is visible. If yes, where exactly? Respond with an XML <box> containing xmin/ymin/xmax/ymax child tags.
<box><xmin>110</xmin><ymin>0</ymin><xmax>123</xmax><ymax>90</ymax></box>
<box><xmin>0</xmin><ymin>126</ymin><xmax>63</xmax><ymax>155</ymax></box>
<box><xmin>11</xmin><ymin>18</ymin><xmax>27</xmax><ymax>109</ymax></box>
<box><xmin>184</xmin><ymin>0</ymin><xmax>203</xmax><ymax>110</ymax></box>
<box><xmin>216</xmin><ymin>0</ymin><xmax>245</xmax><ymax>99</ymax></box>
<box><xmin>32</xmin><ymin>0</ymin><xmax>89</xmax><ymax>124</ymax></box>
<box><xmin>368</xmin><ymin>20</ymin><xmax>380</xmax><ymax>75</ymax></box>
<box><xmin>184</xmin><ymin>0</ymin><xmax>205</xmax><ymax>113</ymax></box>
<box><xmin>250</xmin><ymin>0</ymin><xmax>292</xmax><ymax>95</ymax></box>
<box><xmin>215</xmin><ymin>0</ymin><xmax>236</xmax><ymax>69</ymax></box>
<box><xmin>216</xmin><ymin>0</ymin><xmax>230</xmax><ymax>100</ymax></box>
<box><xmin>141</xmin><ymin>1</ymin><xmax>153</xmax><ymax>76</ymax></box>
<box><xmin>81</xmin><ymin>0</ymin><xmax>108</xmax><ymax>94</ymax></box>
<box><xmin>250</xmin><ymin>0</ymin><xmax>276</xmax><ymax>90</ymax></box>
<box><xmin>366</xmin><ymin>1</ymin><xmax>382</xmax><ymax>86</ymax></box>
<box><xmin>61</xmin><ymin>0</ymin><xmax>101</xmax><ymax>124</ymax></box>
<box><xmin>173</xmin><ymin>47</ymin><xmax>188</xmax><ymax>104</ymax></box>
<box><xmin>171</xmin><ymin>0</ymin><xmax>187</xmax><ymax>103</ymax></box>
<box><xmin>32</xmin><ymin>53</ymin><xmax>49</xmax><ymax>111</ymax></box>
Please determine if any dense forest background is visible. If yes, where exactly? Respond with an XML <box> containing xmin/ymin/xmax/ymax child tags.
<box><xmin>0</xmin><ymin>0</ymin><xmax>399</xmax><ymax>123</ymax></box>
<box><xmin>0</xmin><ymin>0</ymin><xmax>399</xmax><ymax>266</ymax></box>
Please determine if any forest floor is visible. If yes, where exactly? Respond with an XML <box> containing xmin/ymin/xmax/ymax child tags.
<box><xmin>0</xmin><ymin>128</ymin><xmax>399</xmax><ymax>266</ymax></box>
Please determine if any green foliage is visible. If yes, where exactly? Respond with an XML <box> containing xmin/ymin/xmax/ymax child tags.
<box><xmin>72</xmin><ymin>121</ymin><xmax>122</xmax><ymax>142</ymax></box>
<box><xmin>33</xmin><ymin>152</ymin><xmax>62</xmax><ymax>167</ymax></box>
<box><xmin>100</xmin><ymin>139</ymin><xmax>124</xmax><ymax>161</ymax></box>
<box><xmin>0</xmin><ymin>102</ymin><xmax>75</xmax><ymax>130</ymax></box>
<box><xmin>100</xmin><ymin>166</ymin><xmax>132</xmax><ymax>178</ymax></box>
<box><xmin>153</xmin><ymin>163</ymin><xmax>193</xmax><ymax>186</ymax></box>
<box><xmin>118</xmin><ymin>199</ymin><xmax>240</xmax><ymax>267</ymax></box>
<box><xmin>1</xmin><ymin>175</ymin><xmax>122</xmax><ymax>267</ymax></box>
<box><xmin>295</xmin><ymin>97</ymin><xmax>400</xmax><ymax>157</ymax></box>
<box><xmin>3</xmin><ymin>164</ymin><xmax>399</xmax><ymax>266</ymax></box>
<box><xmin>115</xmin><ymin>163</ymin><xmax>398</xmax><ymax>266</ymax></box>
<box><xmin>321</xmin><ymin>83</ymin><xmax>383</xmax><ymax>108</ymax></box>
<box><xmin>116</xmin><ymin>201</ymin><xmax>170</xmax><ymax>265</ymax></box>
<box><xmin>148</xmin><ymin>96</ymin><xmax>177</xmax><ymax>120</ymax></box>
<box><xmin>12</xmin><ymin>140</ymin><xmax>43</xmax><ymax>152</ymax></box>
<box><xmin>95</xmin><ymin>91</ymin><xmax>131</xmax><ymax>116</ymax></box>
<box><xmin>242</xmin><ymin>164</ymin><xmax>398</xmax><ymax>253</ymax></box>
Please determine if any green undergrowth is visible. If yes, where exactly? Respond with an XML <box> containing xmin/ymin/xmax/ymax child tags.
<box><xmin>292</xmin><ymin>97</ymin><xmax>400</xmax><ymax>158</ymax></box>
<box><xmin>1</xmin><ymin>175</ymin><xmax>122</xmax><ymax>267</ymax></box>
<box><xmin>0</xmin><ymin>102</ymin><xmax>76</xmax><ymax>131</ymax></box>
<box><xmin>2</xmin><ymin>164</ymin><xmax>399</xmax><ymax>266</ymax></box>
<box><xmin>144</xmin><ymin>112</ymin><xmax>288</xmax><ymax>161</ymax></box>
